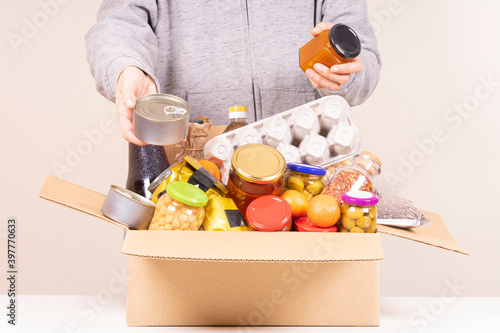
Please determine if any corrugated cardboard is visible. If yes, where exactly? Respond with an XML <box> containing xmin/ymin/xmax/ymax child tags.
<box><xmin>39</xmin><ymin>173</ymin><xmax>467</xmax><ymax>326</ymax></box>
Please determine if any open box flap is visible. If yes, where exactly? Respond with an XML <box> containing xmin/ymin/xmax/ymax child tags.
<box><xmin>121</xmin><ymin>230</ymin><xmax>384</xmax><ymax>262</ymax></box>
<box><xmin>378</xmin><ymin>211</ymin><xmax>468</xmax><ymax>255</ymax></box>
<box><xmin>39</xmin><ymin>175</ymin><xmax>129</xmax><ymax>230</ymax></box>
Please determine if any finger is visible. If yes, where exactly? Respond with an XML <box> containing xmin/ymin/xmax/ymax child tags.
<box><xmin>313</xmin><ymin>63</ymin><xmax>351</xmax><ymax>86</ymax></box>
<box><xmin>115</xmin><ymin>102</ymin><xmax>147</xmax><ymax>146</ymax></box>
<box><xmin>305</xmin><ymin>68</ymin><xmax>341</xmax><ymax>91</ymax></box>
<box><xmin>310</xmin><ymin>22</ymin><xmax>334</xmax><ymax>36</ymax></box>
<box><xmin>330</xmin><ymin>58</ymin><xmax>363</xmax><ymax>75</ymax></box>
<box><xmin>144</xmin><ymin>78</ymin><xmax>158</xmax><ymax>95</ymax></box>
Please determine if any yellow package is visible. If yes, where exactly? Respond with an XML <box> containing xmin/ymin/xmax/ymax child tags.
<box><xmin>204</xmin><ymin>192</ymin><xmax>248</xmax><ymax>231</ymax></box>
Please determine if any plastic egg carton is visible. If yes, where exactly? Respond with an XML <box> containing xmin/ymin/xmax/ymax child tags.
<box><xmin>204</xmin><ymin>95</ymin><xmax>361</xmax><ymax>185</ymax></box>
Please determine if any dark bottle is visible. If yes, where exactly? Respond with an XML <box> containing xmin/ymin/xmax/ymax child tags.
<box><xmin>126</xmin><ymin>143</ymin><xmax>170</xmax><ymax>199</ymax></box>
<box><xmin>223</xmin><ymin>106</ymin><xmax>249</xmax><ymax>133</ymax></box>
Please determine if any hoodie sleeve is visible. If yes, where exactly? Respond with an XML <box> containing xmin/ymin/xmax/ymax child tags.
<box><xmin>317</xmin><ymin>0</ymin><xmax>382</xmax><ymax>106</ymax></box>
<box><xmin>85</xmin><ymin>0</ymin><xmax>160</xmax><ymax>102</ymax></box>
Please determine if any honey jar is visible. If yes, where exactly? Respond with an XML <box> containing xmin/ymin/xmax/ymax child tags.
<box><xmin>226</xmin><ymin>144</ymin><xmax>286</xmax><ymax>220</ymax></box>
<box><xmin>299</xmin><ymin>23</ymin><xmax>361</xmax><ymax>72</ymax></box>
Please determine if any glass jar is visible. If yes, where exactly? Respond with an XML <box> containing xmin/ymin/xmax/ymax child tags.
<box><xmin>323</xmin><ymin>151</ymin><xmax>381</xmax><ymax>205</ymax></box>
<box><xmin>246</xmin><ymin>196</ymin><xmax>292</xmax><ymax>232</ymax></box>
<box><xmin>299</xmin><ymin>24</ymin><xmax>361</xmax><ymax>72</ymax></box>
<box><xmin>226</xmin><ymin>144</ymin><xmax>286</xmax><ymax>220</ymax></box>
<box><xmin>283</xmin><ymin>162</ymin><xmax>327</xmax><ymax>199</ymax></box>
<box><xmin>294</xmin><ymin>216</ymin><xmax>338</xmax><ymax>232</ymax></box>
<box><xmin>339</xmin><ymin>191</ymin><xmax>378</xmax><ymax>233</ymax></box>
<box><xmin>149</xmin><ymin>181</ymin><xmax>208</xmax><ymax>231</ymax></box>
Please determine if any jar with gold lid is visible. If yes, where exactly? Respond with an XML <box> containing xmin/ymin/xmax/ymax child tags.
<box><xmin>226</xmin><ymin>144</ymin><xmax>286</xmax><ymax>220</ymax></box>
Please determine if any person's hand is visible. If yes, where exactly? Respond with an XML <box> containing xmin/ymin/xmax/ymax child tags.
<box><xmin>115</xmin><ymin>66</ymin><xmax>157</xmax><ymax>145</ymax></box>
<box><xmin>305</xmin><ymin>22</ymin><xmax>363</xmax><ymax>91</ymax></box>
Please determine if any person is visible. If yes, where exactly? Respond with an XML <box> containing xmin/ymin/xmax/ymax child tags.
<box><xmin>86</xmin><ymin>0</ymin><xmax>381</xmax><ymax>145</ymax></box>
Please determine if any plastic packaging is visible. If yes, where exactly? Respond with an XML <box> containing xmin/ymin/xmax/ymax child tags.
<box><xmin>149</xmin><ymin>181</ymin><xmax>208</xmax><ymax>231</ymax></box>
<box><xmin>246</xmin><ymin>195</ymin><xmax>293</xmax><ymax>232</ymax></box>
<box><xmin>204</xmin><ymin>95</ymin><xmax>361</xmax><ymax>184</ymax></box>
<box><xmin>339</xmin><ymin>191</ymin><xmax>378</xmax><ymax>233</ymax></box>
<box><xmin>283</xmin><ymin>162</ymin><xmax>327</xmax><ymax>199</ymax></box>
<box><xmin>323</xmin><ymin>151</ymin><xmax>381</xmax><ymax>205</ymax></box>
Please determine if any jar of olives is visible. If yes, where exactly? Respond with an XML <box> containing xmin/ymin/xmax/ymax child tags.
<box><xmin>339</xmin><ymin>191</ymin><xmax>378</xmax><ymax>233</ymax></box>
<box><xmin>149</xmin><ymin>181</ymin><xmax>208</xmax><ymax>231</ymax></box>
<box><xmin>283</xmin><ymin>163</ymin><xmax>327</xmax><ymax>199</ymax></box>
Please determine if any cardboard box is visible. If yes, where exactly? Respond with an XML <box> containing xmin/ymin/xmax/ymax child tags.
<box><xmin>39</xmin><ymin>124</ymin><xmax>467</xmax><ymax>326</ymax></box>
<box><xmin>39</xmin><ymin>174</ymin><xmax>467</xmax><ymax>327</ymax></box>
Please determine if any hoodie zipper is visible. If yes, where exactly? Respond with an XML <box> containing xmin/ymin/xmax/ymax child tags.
<box><xmin>244</xmin><ymin>0</ymin><xmax>258</xmax><ymax>122</ymax></box>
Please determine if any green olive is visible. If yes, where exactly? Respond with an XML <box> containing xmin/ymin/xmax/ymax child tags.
<box><xmin>366</xmin><ymin>219</ymin><xmax>377</xmax><ymax>233</ymax></box>
<box><xmin>356</xmin><ymin>216</ymin><xmax>371</xmax><ymax>229</ymax></box>
<box><xmin>346</xmin><ymin>206</ymin><xmax>364</xmax><ymax>220</ymax></box>
<box><xmin>306</xmin><ymin>179</ymin><xmax>324</xmax><ymax>196</ymax></box>
<box><xmin>302</xmin><ymin>190</ymin><xmax>313</xmax><ymax>201</ymax></box>
<box><xmin>350</xmin><ymin>227</ymin><xmax>365</xmax><ymax>233</ymax></box>
<box><xmin>288</xmin><ymin>176</ymin><xmax>305</xmax><ymax>192</ymax></box>
<box><xmin>341</xmin><ymin>216</ymin><xmax>355</xmax><ymax>230</ymax></box>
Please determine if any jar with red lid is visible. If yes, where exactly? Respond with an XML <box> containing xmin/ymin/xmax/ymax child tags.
<box><xmin>226</xmin><ymin>144</ymin><xmax>286</xmax><ymax>220</ymax></box>
<box><xmin>294</xmin><ymin>217</ymin><xmax>338</xmax><ymax>232</ymax></box>
<box><xmin>246</xmin><ymin>195</ymin><xmax>292</xmax><ymax>232</ymax></box>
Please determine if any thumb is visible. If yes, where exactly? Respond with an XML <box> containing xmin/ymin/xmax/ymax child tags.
<box><xmin>125</xmin><ymin>94</ymin><xmax>136</xmax><ymax>109</ymax></box>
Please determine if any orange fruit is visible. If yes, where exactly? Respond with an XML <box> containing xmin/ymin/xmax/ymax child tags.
<box><xmin>198</xmin><ymin>159</ymin><xmax>221</xmax><ymax>181</ymax></box>
<box><xmin>307</xmin><ymin>195</ymin><xmax>341</xmax><ymax>228</ymax></box>
<box><xmin>281</xmin><ymin>190</ymin><xmax>309</xmax><ymax>219</ymax></box>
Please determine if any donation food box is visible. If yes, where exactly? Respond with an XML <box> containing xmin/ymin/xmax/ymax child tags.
<box><xmin>39</xmin><ymin>125</ymin><xmax>468</xmax><ymax>327</ymax></box>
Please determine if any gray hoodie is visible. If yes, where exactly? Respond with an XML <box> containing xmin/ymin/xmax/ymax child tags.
<box><xmin>86</xmin><ymin>0</ymin><xmax>381</xmax><ymax>125</ymax></box>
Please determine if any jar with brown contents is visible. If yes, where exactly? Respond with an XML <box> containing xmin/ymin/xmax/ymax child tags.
<box><xmin>323</xmin><ymin>151</ymin><xmax>381</xmax><ymax>205</ymax></box>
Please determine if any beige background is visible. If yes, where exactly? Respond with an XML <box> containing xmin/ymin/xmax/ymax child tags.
<box><xmin>0</xmin><ymin>0</ymin><xmax>498</xmax><ymax>297</ymax></box>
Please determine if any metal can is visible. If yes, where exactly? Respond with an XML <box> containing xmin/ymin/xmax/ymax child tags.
<box><xmin>133</xmin><ymin>94</ymin><xmax>190</xmax><ymax>145</ymax></box>
<box><xmin>226</xmin><ymin>144</ymin><xmax>286</xmax><ymax>220</ymax></box>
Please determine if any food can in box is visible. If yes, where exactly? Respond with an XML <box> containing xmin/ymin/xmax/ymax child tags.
<box><xmin>133</xmin><ymin>94</ymin><xmax>190</xmax><ymax>145</ymax></box>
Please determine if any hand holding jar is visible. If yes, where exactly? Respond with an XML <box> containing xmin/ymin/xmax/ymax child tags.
<box><xmin>301</xmin><ymin>22</ymin><xmax>363</xmax><ymax>92</ymax></box>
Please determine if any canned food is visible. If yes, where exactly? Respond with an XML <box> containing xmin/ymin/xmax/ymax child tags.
<box><xmin>101</xmin><ymin>185</ymin><xmax>156</xmax><ymax>230</ymax></box>
<box><xmin>283</xmin><ymin>162</ymin><xmax>327</xmax><ymax>199</ymax></box>
<box><xmin>133</xmin><ymin>94</ymin><xmax>190</xmax><ymax>145</ymax></box>
<box><xmin>246</xmin><ymin>195</ymin><xmax>292</xmax><ymax>232</ymax></box>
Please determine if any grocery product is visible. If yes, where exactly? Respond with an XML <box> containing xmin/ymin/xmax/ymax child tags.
<box><xmin>198</xmin><ymin>160</ymin><xmax>221</xmax><ymax>181</ymax></box>
<box><xmin>203</xmin><ymin>196</ymin><xmax>248</xmax><ymax>231</ymax></box>
<box><xmin>299</xmin><ymin>23</ymin><xmax>361</xmax><ymax>72</ymax></box>
<box><xmin>294</xmin><ymin>216</ymin><xmax>338</xmax><ymax>232</ymax></box>
<box><xmin>323</xmin><ymin>151</ymin><xmax>381</xmax><ymax>205</ymax></box>
<box><xmin>373</xmin><ymin>177</ymin><xmax>431</xmax><ymax>228</ymax></box>
<box><xmin>340</xmin><ymin>191</ymin><xmax>378</xmax><ymax>233</ymax></box>
<box><xmin>226</xmin><ymin>144</ymin><xmax>286</xmax><ymax>220</ymax></box>
<box><xmin>246</xmin><ymin>195</ymin><xmax>292</xmax><ymax>232</ymax></box>
<box><xmin>306</xmin><ymin>194</ymin><xmax>341</xmax><ymax>228</ymax></box>
<box><xmin>133</xmin><ymin>94</ymin><xmax>190</xmax><ymax>145</ymax></box>
<box><xmin>126</xmin><ymin>143</ymin><xmax>169</xmax><ymax>199</ymax></box>
<box><xmin>280</xmin><ymin>189</ymin><xmax>309</xmax><ymax>219</ymax></box>
<box><xmin>173</xmin><ymin>117</ymin><xmax>212</xmax><ymax>161</ymax></box>
<box><xmin>149</xmin><ymin>181</ymin><xmax>208</xmax><ymax>231</ymax></box>
<box><xmin>223</xmin><ymin>106</ymin><xmax>249</xmax><ymax>133</ymax></box>
<box><xmin>284</xmin><ymin>162</ymin><xmax>327</xmax><ymax>198</ymax></box>
<box><xmin>204</xmin><ymin>95</ymin><xmax>360</xmax><ymax>181</ymax></box>
<box><xmin>101</xmin><ymin>185</ymin><xmax>156</xmax><ymax>230</ymax></box>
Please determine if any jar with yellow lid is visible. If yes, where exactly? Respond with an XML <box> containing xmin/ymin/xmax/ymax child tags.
<box><xmin>226</xmin><ymin>144</ymin><xmax>286</xmax><ymax>220</ymax></box>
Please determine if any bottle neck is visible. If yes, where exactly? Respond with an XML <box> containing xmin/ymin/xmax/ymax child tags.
<box><xmin>229</xmin><ymin>117</ymin><xmax>248</xmax><ymax>122</ymax></box>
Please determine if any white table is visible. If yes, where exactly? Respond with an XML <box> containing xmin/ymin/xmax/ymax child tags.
<box><xmin>1</xmin><ymin>296</ymin><xmax>498</xmax><ymax>332</ymax></box>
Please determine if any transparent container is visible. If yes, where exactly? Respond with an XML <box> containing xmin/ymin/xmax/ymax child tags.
<box><xmin>226</xmin><ymin>144</ymin><xmax>286</xmax><ymax>220</ymax></box>
<box><xmin>283</xmin><ymin>162</ymin><xmax>327</xmax><ymax>199</ymax></box>
<box><xmin>299</xmin><ymin>24</ymin><xmax>361</xmax><ymax>72</ymax></box>
<box><xmin>149</xmin><ymin>181</ymin><xmax>208</xmax><ymax>231</ymax></box>
<box><xmin>323</xmin><ymin>151</ymin><xmax>381</xmax><ymax>205</ymax></box>
<box><xmin>339</xmin><ymin>191</ymin><xmax>378</xmax><ymax>233</ymax></box>
<box><xmin>223</xmin><ymin>106</ymin><xmax>249</xmax><ymax>133</ymax></box>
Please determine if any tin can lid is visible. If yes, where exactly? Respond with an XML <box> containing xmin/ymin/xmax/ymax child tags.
<box><xmin>287</xmin><ymin>163</ymin><xmax>326</xmax><ymax>176</ymax></box>
<box><xmin>342</xmin><ymin>190</ymin><xmax>379</xmax><ymax>206</ymax></box>
<box><xmin>166</xmin><ymin>181</ymin><xmax>208</xmax><ymax>207</ymax></box>
<box><xmin>231</xmin><ymin>144</ymin><xmax>286</xmax><ymax>184</ymax></box>
<box><xmin>246</xmin><ymin>196</ymin><xmax>292</xmax><ymax>231</ymax></box>
<box><xmin>294</xmin><ymin>216</ymin><xmax>338</xmax><ymax>232</ymax></box>
<box><xmin>135</xmin><ymin>94</ymin><xmax>190</xmax><ymax>122</ymax></box>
